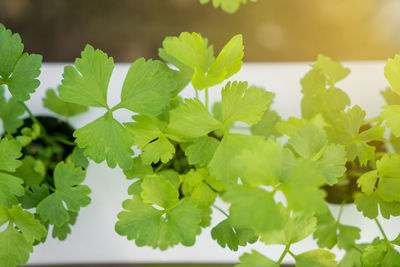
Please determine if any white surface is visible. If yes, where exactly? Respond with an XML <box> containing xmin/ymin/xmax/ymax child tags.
<box><xmin>22</xmin><ymin>62</ymin><xmax>399</xmax><ymax>265</ymax></box>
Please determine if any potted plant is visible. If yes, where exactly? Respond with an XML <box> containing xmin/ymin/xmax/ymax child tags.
<box><xmin>1</xmin><ymin>19</ymin><xmax>400</xmax><ymax>266</ymax></box>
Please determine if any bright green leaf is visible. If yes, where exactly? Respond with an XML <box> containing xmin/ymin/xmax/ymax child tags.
<box><xmin>74</xmin><ymin>112</ymin><xmax>134</xmax><ymax>169</ymax></box>
<box><xmin>141</xmin><ymin>175</ymin><xmax>179</xmax><ymax>209</ymax></box>
<box><xmin>43</xmin><ymin>88</ymin><xmax>88</xmax><ymax>117</ymax></box>
<box><xmin>59</xmin><ymin>44</ymin><xmax>114</xmax><ymax>108</ymax></box>
<box><xmin>0</xmin><ymin>225</ymin><xmax>32</xmax><ymax>267</ymax></box>
<box><xmin>314</xmin><ymin>54</ymin><xmax>350</xmax><ymax>85</ymax></box>
<box><xmin>0</xmin><ymin>24</ymin><xmax>24</xmax><ymax>78</ymax></box>
<box><xmin>0</xmin><ymin>137</ymin><xmax>22</xmax><ymax>172</ymax></box>
<box><xmin>384</xmin><ymin>54</ymin><xmax>400</xmax><ymax>96</ymax></box>
<box><xmin>295</xmin><ymin>249</ymin><xmax>337</xmax><ymax>267</ymax></box>
<box><xmin>0</xmin><ymin>87</ymin><xmax>24</xmax><ymax>134</ymax></box>
<box><xmin>123</xmin><ymin>156</ymin><xmax>153</xmax><ymax>179</ymax></box>
<box><xmin>236</xmin><ymin>250</ymin><xmax>276</xmax><ymax>267</ymax></box>
<box><xmin>381</xmin><ymin>105</ymin><xmax>400</xmax><ymax>137</ymax></box>
<box><xmin>183</xmin><ymin>136</ymin><xmax>220</xmax><ymax>167</ymax></box>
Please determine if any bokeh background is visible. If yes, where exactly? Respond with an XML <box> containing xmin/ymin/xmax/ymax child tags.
<box><xmin>0</xmin><ymin>0</ymin><xmax>400</xmax><ymax>62</ymax></box>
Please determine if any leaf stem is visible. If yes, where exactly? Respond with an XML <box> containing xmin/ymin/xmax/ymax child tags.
<box><xmin>277</xmin><ymin>244</ymin><xmax>291</xmax><ymax>265</ymax></box>
<box><xmin>51</xmin><ymin>136</ymin><xmax>76</xmax><ymax>146</ymax></box>
<box><xmin>205</xmin><ymin>88</ymin><xmax>209</xmax><ymax>110</ymax></box>
<box><xmin>288</xmin><ymin>250</ymin><xmax>296</xmax><ymax>258</ymax></box>
<box><xmin>212</xmin><ymin>204</ymin><xmax>229</xmax><ymax>217</ymax></box>
<box><xmin>22</xmin><ymin>102</ymin><xmax>47</xmax><ymax>136</ymax></box>
<box><xmin>194</xmin><ymin>88</ymin><xmax>199</xmax><ymax>99</ymax></box>
<box><xmin>375</xmin><ymin>218</ymin><xmax>389</xmax><ymax>242</ymax></box>
<box><xmin>110</xmin><ymin>103</ymin><xmax>122</xmax><ymax>112</ymax></box>
<box><xmin>337</xmin><ymin>200</ymin><xmax>346</xmax><ymax>223</ymax></box>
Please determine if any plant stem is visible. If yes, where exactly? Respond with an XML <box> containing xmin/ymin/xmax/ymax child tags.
<box><xmin>212</xmin><ymin>204</ymin><xmax>229</xmax><ymax>217</ymax></box>
<box><xmin>277</xmin><ymin>244</ymin><xmax>291</xmax><ymax>265</ymax></box>
<box><xmin>375</xmin><ymin>218</ymin><xmax>389</xmax><ymax>242</ymax></box>
<box><xmin>288</xmin><ymin>250</ymin><xmax>296</xmax><ymax>258</ymax></box>
<box><xmin>52</xmin><ymin>136</ymin><xmax>76</xmax><ymax>146</ymax></box>
<box><xmin>194</xmin><ymin>88</ymin><xmax>199</xmax><ymax>99</ymax></box>
<box><xmin>110</xmin><ymin>103</ymin><xmax>122</xmax><ymax>112</ymax></box>
<box><xmin>154</xmin><ymin>163</ymin><xmax>164</xmax><ymax>173</ymax></box>
<box><xmin>205</xmin><ymin>88</ymin><xmax>209</xmax><ymax>110</ymax></box>
<box><xmin>22</xmin><ymin>102</ymin><xmax>47</xmax><ymax>136</ymax></box>
<box><xmin>337</xmin><ymin>201</ymin><xmax>346</xmax><ymax>223</ymax></box>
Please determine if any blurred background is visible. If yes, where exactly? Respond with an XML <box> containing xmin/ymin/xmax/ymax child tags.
<box><xmin>0</xmin><ymin>0</ymin><xmax>399</xmax><ymax>62</ymax></box>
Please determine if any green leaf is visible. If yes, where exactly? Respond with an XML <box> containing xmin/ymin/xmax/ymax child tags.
<box><xmin>314</xmin><ymin>54</ymin><xmax>350</xmax><ymax>85</ymax></box>
<box><xmin>337</xmin><ymin>225</ymin><xmax>361</xmax><ymax>251</ymax></box>
<box><xmin>167</xmin><ymin>98</ymin><xmax>221</xmax><ymax>138</ymax></box>
<box><xmin>116</xmin><ymin>197</ymin><xmax>201</xmax><ymax>250</ymax></box>
<box><xmin>289</xmin><ymin>123</ymin><xmax>328</xmax><ymax>159</ymax></box>
<box><xmin>261</xmin><ymin>205</ymin><xmax>316</xmax><ymax>245</ymax></box>
<box><xmin>250</xmin><ymin>108</ymin><xmax>282</xmax><ymax>138</ymax></box>
<box><xmin>381</xmin><ymin>87</ymin><xmax>400</xmax><ymax>105</ymax></box>
<box><xmin>141</xmin><ymin>175</ymin><xmax>179</xmax><ymax>209</ymax></box>
<box><xmin>43</xmin><ymin>88</ymin><xmax>88</xmax><ymax>117</ymax></box>
<box><xmin>20</xmin><ymin>184</ymin><xmax>50</xmax><ymax>209</ymax></box>
<box><xmin>221</xmin><ymin>82</ymin><xmax>272</xmax><ymax>125</ymax></box>
<box><xmin>295</xmin><ymin>249</ymin><xmax>337</xmax><ymax>267</ymax></box>
<box><xmin>0</xmin><ymin>137</ymin><xmax>22</xmax><ymax>172</ymax></box>
<box><xmin>141</xmin><ymin>136</ymin><xmax>175</xmax><ymax>165</ymax></box>
<box><xmin>357</xmin><ymin>170</ymin><xmax>378</xmax><ymax>195</ymax></box>
<box><xmin>59</xmin><ymin>44</ymin><xmax>114</xmax><ymax>108</ymax></box>
<box><xmin>0</xmin><ymin>225</ymin><xmax>32</xmax><ymax>267</ymax></box>
<box><xmin>361</xmin><ymin>241</ymin><xmax>388</xmax><ymax>267</ymax></box>
<box><xmin>123</xmin><ymin>157</ymin><xmax>153</xmax><ymax>179</ymax></box>
<box><xmin>4</xmin><ymin>205</ymin><xmax>47</xmax><ymax>243</ymax></box>
<box><xmin>355</xmin><ymin>193</ymin><xmax>378</xmax><ymax>219</ymax></box>
<box><xmin>52</xmin><ymin>211</ymin><xmax>78</xmax><ymax>241</ymax></box>
<box><xmin>0</xmin><ymin>173</ymin><xmax>24</xmax><ymax>208</ymax></box>
<box><xmin>6</xmin><ymin>53</ymin><xmax>42</xmax><ymax>102</ymax></box>
<box><xmin>13</xmin><ymin>156</ymin><xmax>45</xmax><ymax>186</ymax></box>
<box><xmin>115</xmin><ymin>196</ymin><xmax>163</xmax><ymax>247</ymax></box>
<box><xmin>209</xmin><ymin>133</ymin><xmax>264</xmax><ymax>184</ymax></box>
<box><xmin>71</xmin><ymin>146</ymin><xmax>89</xmax><ymax>169</ymax></box>
<box><xmin>192</xmin><ymin>35</ymin><xmax>243</xmax><ymax>90</ymax></box>
<box><xmin>0</xmin><ymin>24</ymin><xmax>24</xmax><ymax>78</ymax></box>
<box><xmin>118</xmin><ymin>58</ymin><xmax>176</xmax><ymax>116</ymax></box>
<box><xmin>223</xmin><ymin>185</ymin><xmax>283</xmax><ymax>233</ymax></box>
<box><xmin>211</xmin><ymin>219</ymin><xmax>240</xmax><ymax>251</ymax></box>
<box><xmin>381</xmin><ymin>105</ymin><xmax>400</xmax><ymax>137</ymax></box>
<box><xmin>183</xmin><ymin>136</ymin><xmax>220</xmax><ymax>167</ymax></box>
<box><xmin>236</xmin><ymin>250</ymin><xmax>276</xmax><ymax>267</ymax></box>
<box><xmin>375</xmin><ymin>154</ymin><xmax>400</xmax><ymax>202</ymax></box>
<box><xmin>235</xmin><ymin>138</ymin><xmax>282</xmax><ymax>186</ymax></box>
<box><xmin>279</xmin><ymin>161</ymin><xmax>326</xmax><ymax>213</ymax></box>
<box><xmin>313</xmin><ymin>210</ymin><xmax>338</xmax><ymax>249</ymax></box>
<box><xmin>316</xmin><ymin>144</ymin><xmax>347</xmax><ymax>185</ymax></box>
<box><xmin>382</xmin><ymin>247</ymin><xmax>400</xmax><ymax>266</ymax></box>
<box><xmin>74</xmin><ymin>112</ymin><xmax>134</xmax><ymax>169</ymax></box>
<box><xmin>339</xmin><ymin>246</ymin><xmax>363</xmax><ymax>267</ymax></box>
<box><xmin>37</xmin><ymin>162</ymin><xmax>90</xmax><ymax>227</ymax></box>
<box><xmin>391</xmin><ymin>233</ymin><xmax>400</xmax><ymax>246</ymax></box>
<box><xmin>384</xmin><ymin>54</ymin><xmax>400</xmax><ymax>96</ymax></box>
<box><xmin>0</xmin><ymin>87</ymin><xmax>24</xmax><ymax>134</ymax></box>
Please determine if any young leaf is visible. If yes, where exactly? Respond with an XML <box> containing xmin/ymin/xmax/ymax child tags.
<box><xmin>118</xmin><ymin>58</ymin><xmax>176</xmax><ymax>116</ymax></box>
<box><xmin>381</xmin><ymin>105</ymin><xmax>400</xmax><ymax>137</ymax></box>
<box><xmin>167</xmin><ymin>98</ymin><xmax>221</xmax><ymax>138</ymax></box>
<box><xmin>0</xmin><ymin>24</ymin><xmax>24</xmax><ymax>78</ymax></box>
<box><xmin>116</xmin><ymin>197</ymin><xmax>201</xmax><ymax>250</ymax></box>
<box><xmin>141</xmin><ymin>175</ymin><xmax>179</xmax><ymax>209</ymax></box>
<box><xmin>183</xmin><ymin>136</ymin><xmax>220</xmax><ymax>167</ymax></box>
<box><xmin>43</xmin><ymin>88</ymin><xmax>88</xmax><ymax>117</ymax></box>
<box><xmin>59</xmin><ymin>44</ymin><xmax>114</xmax><ymax>108</ymax></box>
<box><xmin>295</xmin><ymin>249</ymin><xmax>337</xmax><ymax>267</ymax></box>
<box><xmin>375</xmin><ymin>154</ymin><xmax>400</xmax><ymax>202</ymax></box>
<box><xmin>236</xmin><ymin>250</ymin><xmax>276</xmax><ymax>267</ymax></box>
<box><xmin>208</xmin><ymin>133</ymin><xmax>264</xmax><ymax>184</ymax></box>
<box><xmin>223</xmin><ymin>185</ymin><xmax>283</xmax><ymax>233</ymax></box>
<box><xmin>0</xmin><ymin>138</ymin><xmax>22</xmax><ymax>172</ymax></box>
<box><xmin>0</xmin><ymin>225</ymin><xmax>32</xmax><ymax>267</ymax></box>
<box><xmin>192</xmin><ymin>35</ymin><xmax>243</xmax><ymax>90</ymax></box>
<box><xmin>74</xmin><ymin>112</ymin><xmax>134</xmax><ymax>169</ymax></box>
<box><xmin>261</xmin><ymin>205</ymin><xmax>316</xmax><ymax>245</ymax></box>
<box><xmin>314</xmin><ymin>54</ymin><xmax>350</xmax><ymax>85</ymax></box>
<box><xmin>37</xmin><ymin>162</ymin><xmax>91</xmax><ymax>227</ymax></box>
<box><xmin>279</xmin><ymin>161</ymin><xmax>327</xmax><ymax>213</ymax></box>
<box><xmin>384</xmin><ymin>54</ymin><xmax>400</xmax><ymax>96</ymax></box>
<box><xmin>221</xmin><ymin>82</ymin><xmax>272</xmax><ymax>125</ymax></box>
<box><xmin>52</xmin><ymin>211</ymin><xmax>78</xmax><ymax>241</ymax></box>
<box><xmin>0</xmin><ymin>87</ymin><xmax>24</xmax><ymax>134</ymax></box>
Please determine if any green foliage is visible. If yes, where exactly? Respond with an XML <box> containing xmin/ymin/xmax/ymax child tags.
<box><xmin>43</xmin><ymin>88</ymin><xmax>88</xmax><ymax>117</ymax></box>
<box><xmin>199</xmin><ymin>0</ymin><xmax>257</xmax><ymax>14</ymax></box>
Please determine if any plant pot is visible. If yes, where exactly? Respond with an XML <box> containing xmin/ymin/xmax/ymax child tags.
<box><xmin>25</xmin><ymin>62</ymin><xmax>400</xmax><ymax>266</ymax></box>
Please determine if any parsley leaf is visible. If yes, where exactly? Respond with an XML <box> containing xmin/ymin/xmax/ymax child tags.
<box><xmin>43</xmin><ymin>88</ymin><xmax>88</xmax><ymax>117</ymax></box>
<box><xmin>236</xmin><ymin>250</ymin><xmax>276</xmax><ymax>267</ymax></box>
<box><xmin>295</xmin><ymin>249</ymin><xmax>338</xmax><ymax>267</ymax></box>
<box><xmin>381</xmin><ymin>105</ymin><xmax>400</xmax><ymax>137</ymax></box>
<box><xmin>384</xmin><ymin>54</ymin><xmax>400</xmax><ymax>96</ymax></box>
<box><xmin>167</xmin><ymin>98</ymin><xmax>221</xmax><ymax>138</ymax></box>
<box><xmin>182</xmin><ymin>136</ymin><xmax>220</xmax><ymax>167</ymax></box>
<box><xmin>221</xmin><ymin>82</ymin><xmax>272</xmax><ymax>125</ymax></box>
<box><xmin>0</xmin><ymin>87</ymin><xmax>24</xmax><ymax>134</ymax></box>
<box><xmin>0</xmin><ymin>24</ymin><xmax>24</xmax><ymax>78</ymax></box>
<box><xmin>59</xmin><ymin>44</ymin><xmax>114</xmax><ymax>108</ymax></box>
<box><xmin>74</xmin><ymin>112</ymin><xmax>134</xmax><ymax>169</ymax></box>
<box><xmin>37</xmin><ymin>162</ymin><xmax>91</xmax><ymax>227</ymax></box>
<box><xmin>118</xmin><ymin>58</ymin><xmax>176</xmax><ymax>116</ymax></box>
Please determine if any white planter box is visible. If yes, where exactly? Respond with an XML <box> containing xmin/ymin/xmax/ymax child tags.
<box><xmin>24</xmin><ymin>62</ymin><xmax>400</xmax><ymax>265</ymax></box>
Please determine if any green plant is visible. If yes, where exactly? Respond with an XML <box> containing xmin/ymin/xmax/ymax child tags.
<box><xmin>199</xmin><ymin>0</ymin><xmax>257</xmax><ymax>13</ymax></box>
<box><xmin>0</xmin><ymin>23</ymin><xmax>400</xmax><ymax>266</ymax></box>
